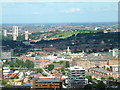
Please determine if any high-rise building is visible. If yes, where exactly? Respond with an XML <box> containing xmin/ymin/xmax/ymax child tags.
<box><xmin>3</xmin><ymin>30</ymin><xmax>7</xmax><ymax>37</ymax></box>
<box><xmin>25</xmin><ymin>31</ymin><xmax>29</xmax><ymax>40</ymax></box>
<box><xmin>67</xmin><ymin>66</ymin><xmax>86</xmax><ymax>88</ymax></box>
<box><xmin>12</xmin><ymin>26</ymin><xmax>19</xmax><ymax>40</ymax></box>
<box><xmin>13</xmin><ymin>33</ymin><xmax>17</xmax><ymax>40</ymax></box>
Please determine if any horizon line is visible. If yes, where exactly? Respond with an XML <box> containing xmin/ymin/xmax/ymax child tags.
<box><xmin>1</xmin><ymin>21</ymin><xmax>118</xmax><ymax>24</ymax></box>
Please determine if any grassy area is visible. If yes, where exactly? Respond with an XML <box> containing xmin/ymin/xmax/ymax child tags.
<box><xmin>51</xmin><ymin>31</ymin><xmax>79</xmax><ymax>38</ymax></box>
<box><xmin>50</xmin><ymin>30</ymin><xmax>97</xmax><ymax>38</ymax></box>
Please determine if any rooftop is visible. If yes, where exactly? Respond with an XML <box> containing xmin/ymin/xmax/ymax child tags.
<box><xmin>36</xmin><ymin>78</ymin><xmax>62</xmax><ymax>83</ymax></box>
<box><xmin>90</xmin><ymin>68</ymin><xmax>120</xmax><ymax>74</ymax></box>
<box><xmin>68</xmin><ymin>66</ymin><xmax>85</xmax><ymax>70</ymax></box>
<box><xmin>105</xmin><ymin>65</ymin><xmax>120</xmax><ymax>67</ymax></box>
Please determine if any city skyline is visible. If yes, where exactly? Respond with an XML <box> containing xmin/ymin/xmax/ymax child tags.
<box><xmin>1</xmin><ymin>2</ymin><xmax>118</xmax><ymax>24</ymax></box>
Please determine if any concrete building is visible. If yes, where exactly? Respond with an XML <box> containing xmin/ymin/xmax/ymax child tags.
<box><xmin>0</xmin><ymin>64</ymin><xmax>3</xmax><ymax>80</ymax></box>
<box><xmin>67</xmin><ymin>66</ymin><xmax>86</xmax><ymax>88</ymax></box>
<box><xmin>0</xmin><ymin>51</ymin><xmax>12</xmax><ymax>60</ymax></box>
<box><xmin>109</xmin><ymin>49</ymin><xmax>120</xmax><ymax>57</ymax></box>
<box><xmin>12</xmin><ymin>26</ymin><xmax>19</xmax><ymax>37</ymax></box>
<box><xmin>3</xmin><ymin>30</ymin><xmax>7</xmax><ymax>37</ymax></box>
<box><xmin>95</xmin><ymin>27</ymin><xmax>101</xmax><ymax>30</ymax></box>
<box><xmin>12</xmin><ymin>26</ymin><xmax>19</xmax><ymax>40</ymax></box>
<box><xmin>25</xmin><ymin>31</ymin><xmax>29</xmax><ymax>40</ymax></box>
<box><xmin>32</xmin><ymin>78</ymin><xmax>62</xmax><ymax>89</ymax></box>
<box><xmin>3</xmin><ymin>67</ymin><xmax>11</xmax><ymax>79</ymax></box>
<box><xmin>13</xmin><ymin>33</ymin><xmax>17</xmax><ymax>40</ymax></box>
<box><xmin>104</xmin><ymin>65</ymin><xmax>120</xmax><ymax>72</ymax></box>
<box><xmin>89</xmin><ymin>68</ymin><xmax>120</xmax><ymax>79</ymax></box>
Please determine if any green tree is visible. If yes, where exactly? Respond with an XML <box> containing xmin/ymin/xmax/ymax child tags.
<box><xmin>108</xmin><ymin>77</ymin><xmax>114</xmax><ymax>80</ymax></box>
<box><xmin>84</xmin><ymin>84</ymin><xmax>93</xmax><ymax>89</ymax></box>
<box><xmin>16</xmin><ymin>60</ymin><xmax>25</xmax><ymax>68</ymax></box>
<box><xmin>61</xmin><ymin>67</ymin><xmax>65</xmax><ymax>72</ymax></box>
<box><xmin>96</xmin><ymin>81</ymin><xmax>106</xmax><ymax>89</ymax></box>
<box><xmin>31</xmin><ymin>54</ymin><xmax>36</xmax><ymax>57</ymax></box>
<box><xmin>9</xmin><ymin>62</ymin><xmax>16</xmax><ymax>67</ymax></box>
<box><xmin>65</xmin><ymin>61</ymin><xmax>70</xmax><ymax>68</ymax></box>
<box><xmin>48</xmin><ymin>64</ymin><xmax>54</xmax><ymax>71</ymax></box>
<box><xmin>62</xmin><ymin>71</ymin><xmax>65</xmax><ymax>75</ymax></box>
<box><xmin>2</xmin><ymin>79</ymin><xmax>9</xmax><ymax>85</ymax></box>
<box><xmin>59</xmin><ymin>61</ymin><xmax>64</xmax><ymax>64</ymax></box>
<box><xmin>101</xmin><ymin>77</ymin><xmax>106</xmax><ymax>80</ymax></box>
<box><xmin>86</xmin><ymin>75</ymin><xmax>92</xmax><ymax>82</ymax></box>
<box><xmin>36</xmin><ymin>68</ymin><xmax>43</xmax><ymax>73</ymax></box>
<box><xmin>106</xmin><ymin>67</ymin><xmax>110</xmax><ymax>71</ymax></box>
<box><xmin>25</xmin><ymin>60</ymin><xmax>34</xmax><ymax>68</ymax></box>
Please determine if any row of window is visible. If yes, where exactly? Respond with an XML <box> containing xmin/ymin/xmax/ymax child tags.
<box><xmin>35</xmin><ymin>85</ymin><xmax>59</xmax><ymax>86</ymax></box>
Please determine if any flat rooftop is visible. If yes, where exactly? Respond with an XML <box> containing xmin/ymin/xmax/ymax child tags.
<box><xmin>90</xmin><ymin>68</ymin><xmax>120</xmax><ymax>75</ymax></box>
<box><xmin>36</xmin><ymin>78</ymin><xmax>62</xmax><ymax>83</ymax></box>
<box><xmin>68</xmin><ymin>66</ymin><xmax>85</xmax><ymax>70</ymax></box>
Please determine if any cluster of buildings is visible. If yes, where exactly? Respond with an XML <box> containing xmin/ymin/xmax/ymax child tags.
<box><xmin>1</xmin><ymin>47</ymin><xmax>119</xmax><ymax>89</ymax></box>
<box><xmin>1</xmin><ymin>59</ymin><xmax>88</xmax><ymax>89</ymax></box>
<box><xmin>0</xmin><ymin>46</ymin><xmax>90</xmax><ymax>89</ymax></box>
<box><xmin>2</xmin><ymin>26</ymin><xmax>29</xmax><ymax>41</ymax></box>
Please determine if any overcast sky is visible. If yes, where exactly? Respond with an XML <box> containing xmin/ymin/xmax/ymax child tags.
<box><xmin>1</xmin><ymin>2</ymin><xmax>118</xmax><ymax>24</ymax></box>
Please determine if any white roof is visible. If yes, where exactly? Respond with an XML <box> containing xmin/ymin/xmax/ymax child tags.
<box><xmin>105</xmin><ymin>65</ymin><xmax>120</xmax><ymax>67</ymax></box>
<box><xmin>14</xmin><ymin>71</ymin><xmax>19</xmax><ymax>73</ymax></box>
<box><xmin>68</xmin><ymin>66</ymin><xmax>85</xmax><ymax>70</ymax></box>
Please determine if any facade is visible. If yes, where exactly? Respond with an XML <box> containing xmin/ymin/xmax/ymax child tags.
<box><xmin>67</xmin><ymin>66</ymin><xmax>86</xmax><ymax>88</ymax></box>
<box><xmin>32</xmin><ymin>78</ymin><xmax>62</xmax><ymax>90</ymax></box>
<box><xmin>12</xmin><ymin>26</ymin><xmax>19</xmax><ymax>40</ymax></box>
<box><xmin>0</xmin><ymin>64</ymin><xmax>3</xmax><ymax>80</ymax></box>
<box><xmin>109</xmin><ymin>49</ymin><xmax>120</xmax><ymax>57</ymax></box>
<box><xmin>89</xmin><ymin>68</ymin><xmax>120</xmax><ymax>79</ymax></box>
<box><xmin>13</xmin><ymin>33</ymin><xmax>17</xmax><ymax>40</ymax></box>
<box><xmin>25</xmin><ymin>31</ymin><xmax>29</xmax><ymax>40</ymax></box>
<box><xmin>104</xmin><ymin>65</ymin><xmax>120</xmax><ymax>72</ymax></box>
<box><xmin>3</xmin><ymin>67</ymin><xmax>11</xmax><ymax>79</ymax></box>
<box><xmin>0</xmin><ymin>51</ymin><xmax>12</xmax><ymax>60</ymax></box>
<box><xmin>53</xmin><ymin>63</ymin><xmax>64</xmax><ymax>69</ymax></box>
<box><xmin>3</xmin><ymin>30</ymin><xmax>7</xmax><ymax>37</ymax></box>
<box><xmin>13</xmin><ymin>26</ymin><xmax>19</xmax><ymax>37</ymax></box>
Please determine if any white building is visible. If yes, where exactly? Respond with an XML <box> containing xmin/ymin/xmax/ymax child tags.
<box><xmin>67</xmin><ymin>66</ymin><xmax>86</xmax><ymax>88</ymax></box>
<box><xmin>3</xmin><ymin>29</ymin><xmax>7</xmax><ymax>37</ymax></box>
<box><xmin>3</xmin><ymin>67</ymin><xmax>11</xmax><ymax>78</ymax></box>
<box><xmin>95</xmin><ymin>27</ymin><xmax>101</xmax><ymax>30</ymax></box>
<box><xmin>13</xmin><ymin>26</ymin><xmax>19</xmax><ymax>36</ymax></box>
<box><xmin>12</xmin><ymin>26</ymin><xmax>19</xmax><ymax>40</ymax></box>
<box><xmin>25</xmin><ymin>31</ymin><xmax>29</xmax><ymax>40</ymax></box>
<box><xmin>13</xmin><ymin>33</ymin><xmax>17</xmax><ymax>40</ymax></box>
<box><xmin>109</xmin><ymin>48</ymin><xmax>120</xmax><ymax>57</ymax></box>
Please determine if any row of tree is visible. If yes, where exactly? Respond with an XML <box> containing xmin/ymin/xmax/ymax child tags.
<box><xmin>4</xmin><ymin>59</ymin><xmax>34</xmax><ymax>68</ymax></box>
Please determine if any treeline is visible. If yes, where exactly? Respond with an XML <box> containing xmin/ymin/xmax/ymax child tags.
<box><xmin>4</xmin><ymin>59</ymin><xmax>34</xmax><ymax>68</ymax></box>
<box><xmin>35</xmin><ymin>32</ymin><xmax>120</xmax><ymax>52</ymax></box>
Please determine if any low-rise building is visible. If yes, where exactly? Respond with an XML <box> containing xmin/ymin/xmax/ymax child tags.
<box><xmin>0</xmin><ymin>64</ymin><xmax>3</xmax><ymax>80</ymax></box>
<box><xmin>104</xmin><ymin>65</ymin><xmax>120</xmax><ymax>72</ymax></box>
<box><xmin>53</xmin><ymin>63</ymin><xmax>64</xmax><ymax>69</ymax></box>
<box><xmin>89</xmin><ymin>68</ymin><xmax>120</xmax><ymax>79</ymax></box>
<box><xmin>32</xmin><ymin>78</ymin><xmax>62</xmax><ymax>89</ymax></box>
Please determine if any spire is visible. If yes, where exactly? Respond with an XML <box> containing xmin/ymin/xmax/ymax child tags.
<box><xmin>67</xmin><ymin>46</ymin><xmax>71</xmax><ymax>54</ymax></box>
<box><xmin>67</xmin><ymin>46</ymin><xmax>70</xmax><ymax>53</ymax></box>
